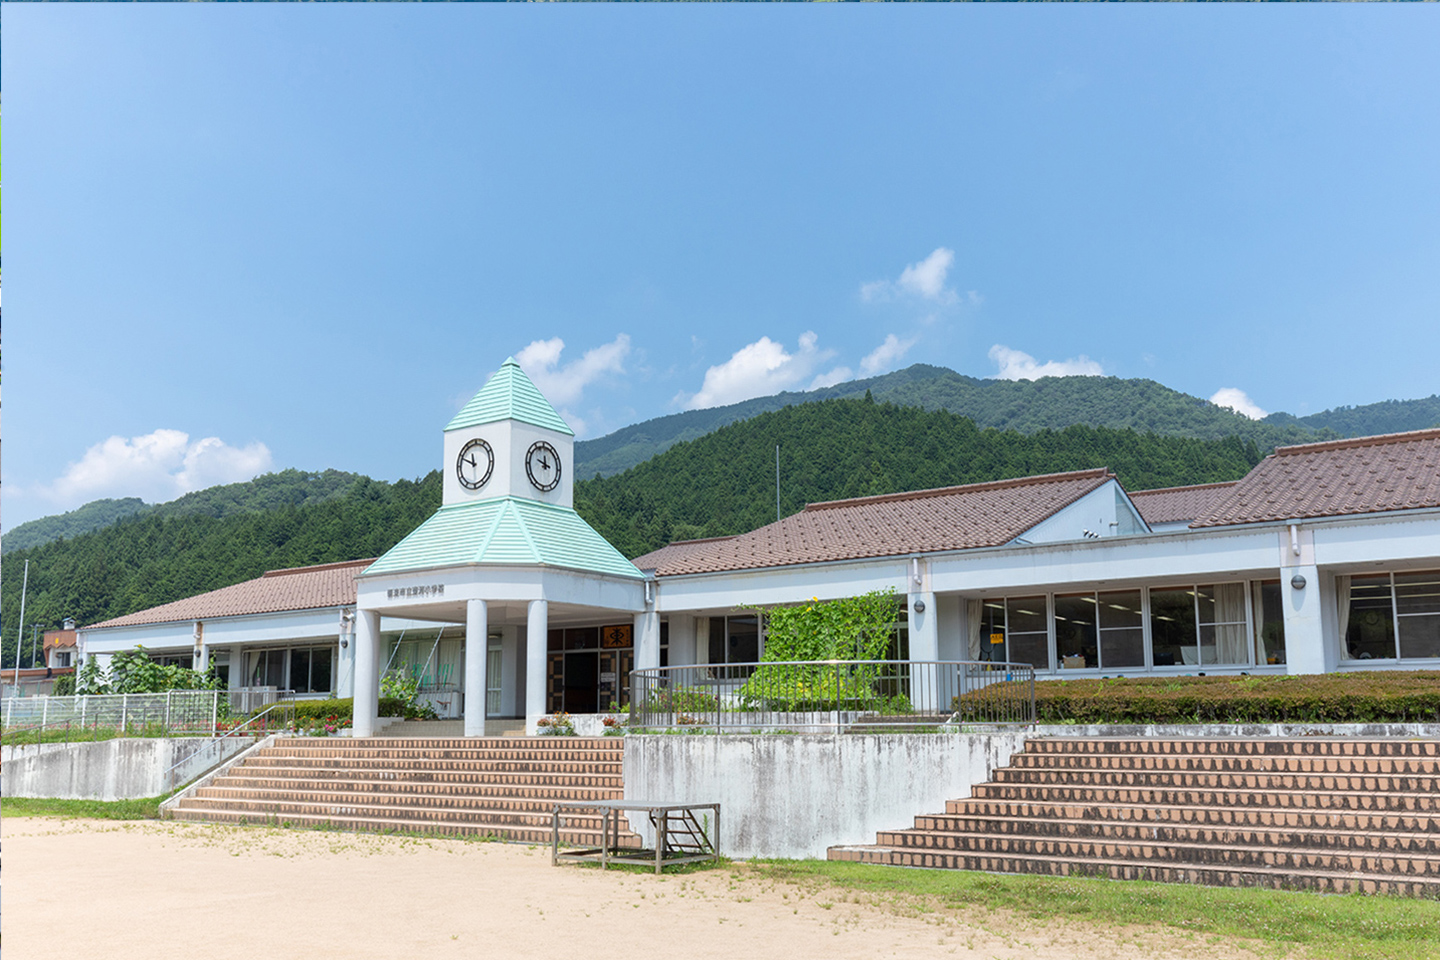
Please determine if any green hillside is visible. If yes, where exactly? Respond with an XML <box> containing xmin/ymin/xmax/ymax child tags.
<box><xmin>575</xmin><ymin>364</ymin><xmax>1440</xmax><ymax>479</ymax></box>
<box><xmin>0</xmin><ymin>403</ymin><xmax>1260</xmax><ymax>668</ymax></box>
<box><xmin>2</xmin><ymin>469</ymin><xmax>364</xmax><ymax>555</ymax></box>
<box><xmin>574</xmin><ymin>395</ymin><xmax>1262</xmax><ymax>558</ymax></box>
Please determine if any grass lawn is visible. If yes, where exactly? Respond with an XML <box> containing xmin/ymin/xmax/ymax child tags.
<box><xmin>750</xmin><ymin>859</ymin><xmax>1440</xmax><ymax>960</ymax></box>
<box><xmin>2</xmin><ymin>796</ymin><xmax>166</xmax><ymax>820</ymax></box>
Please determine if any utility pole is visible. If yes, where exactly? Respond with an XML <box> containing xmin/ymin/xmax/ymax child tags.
<box><xmin>32</xmin><ymin>623</ymin><xmax>41</xmax><ymax>672</ymax></box>
<box><xmin>13</xmin><ymin>559</ymin><xmax>30</xmax><ymax>687</ymax></box>
<box><xmin>775</xmin><ymin>445</ymin><xmax>781</xmax><ymax>523</ymax></box>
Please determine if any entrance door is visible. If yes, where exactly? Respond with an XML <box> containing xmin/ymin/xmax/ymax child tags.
<box><xmin>562</xmin><ymin>651</ymin><xmax>599</xmax><ymax>714</ymax></box>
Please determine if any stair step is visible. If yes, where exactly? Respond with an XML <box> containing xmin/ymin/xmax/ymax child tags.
<box><xmin>169</xmin><ymin>806</ymin><xmax>640</xmax><ymax>846</ymax></box>
<box><xmin>969</xmin><ymin>783</ymin><xmax>1440</xmax><ymax>811</ymax></box>
<box><xmin>927</xmin><ymin>802</ymin><xmax>1440</xmax><ymax>833</ymax></box>
<box><xmin>827</xmin><ymin>845</ymin><xmax>1440</xmax><ymax>897</ymax></box>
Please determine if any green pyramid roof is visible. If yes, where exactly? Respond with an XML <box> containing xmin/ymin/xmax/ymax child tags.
<box><xmin>363</xmin><ymin>497</ymin><xmax>643</xmax><ymax>580</ymax></box>
<box><xmin>445</xmin><ymin>357</ymin><xmax>574</xmax><ymax>436</ymax></box>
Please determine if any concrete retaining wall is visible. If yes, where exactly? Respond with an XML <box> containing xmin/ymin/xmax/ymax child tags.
<box><xmin>622</xmin><ymin>731</ymin><xmax>1031</xmax><ymax>859</ymax></box>
<box><xmin>2</xmin><ymin>736</ymin><xmax>256</xmax><ymax>801</ymax></box>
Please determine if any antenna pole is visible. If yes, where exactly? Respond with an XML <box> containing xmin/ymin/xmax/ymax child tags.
<box><xmin>775</xmin><ymin>445</ymin><xmax>781</xmax><ymax>522</ymax></box>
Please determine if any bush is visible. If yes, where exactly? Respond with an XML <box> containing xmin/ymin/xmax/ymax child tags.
<box><xmin>1016</xmin><ymin>672</ymin><xmax>1440</xmax><ymax>725</ymax></box>
<box><xmin>269</xmin><ymin>697</ymin><xmax>408</xmax><ymax>722</ymax></box>
<box><xmin>51</xmin><ymin>674</ymin><xmax>76</xmax><ymax>696</ymax></box>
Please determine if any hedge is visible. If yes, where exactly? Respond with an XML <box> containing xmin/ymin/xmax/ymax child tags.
<box><xmin>257</xmin><ymin>697</ymin><xmax>408</xmax><ymax>722</ymax></box>
<box><xmin>1025</xmin><ymin>672</ymin><xmax>1440</xmax><ymax>725</ymax></box>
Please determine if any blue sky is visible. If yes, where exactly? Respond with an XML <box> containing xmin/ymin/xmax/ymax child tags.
<box><xmin>3</xmin><ymin>6</ymin><xmax>1438</xmax><ymax>531</ymax></box>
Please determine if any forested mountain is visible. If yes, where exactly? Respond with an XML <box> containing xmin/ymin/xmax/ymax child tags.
<box><xmin>1</xmin><ymin>473</ymin><xmax>441</xmax><ymax>664</ymax></box>
<box><xmin>2</xmin><ymin>469</ymin><xmax>364</xmax><ymax>554</ymax></box>
<box><xmin>575</xmin><ymin>364</ymin><xmax>1440</xmax><ymax>478</ymax></box>
<box><xmin>573</xmin><ymin>395</ymin><xmax>1262</xmax><ymax>558</ymax></box>
<box><xmin>1</xmin><ymin>397</ymin><xmax>1262</xmax><ymax>667</ymax></box>
<box><xmin>1265</xmin><ymin>395</ymin><xmax>1440</xmax><ymax>437</ymax></box>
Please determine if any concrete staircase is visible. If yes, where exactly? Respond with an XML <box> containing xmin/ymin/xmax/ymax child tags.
<box><xmin>168</xmin><ymin>736</ymin><xmax>640</xmax><ymax>846</ymax></box>
<box><xmin>830</xmin><ymin>737</ymin><xmax>1440</xmax><ymax>896</ymax></box>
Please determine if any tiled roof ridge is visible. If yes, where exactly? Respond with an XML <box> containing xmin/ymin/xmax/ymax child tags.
<box><xmin>1271</xmin><ymin>427</ymin><xmax>1440</xmax><ymax>457</ymax></box>
<box><xmin>1129</xmin><ymin>481</ymin><xmax>1239</xmax><ymax>497</ymax></box>
<box><xmin>803</xmin><ymin>468</ymin><xmax>1112</xmax><ymax>512</ymax></box>
<box><xmin>662</xmin><ymin>535</ymin><xmax>739</xmax><ymax>546</ymax></box>
<box><xmin>261</xmin><ymin>558</ymin><xmax>376</xmax><ymax>578</ymax></box>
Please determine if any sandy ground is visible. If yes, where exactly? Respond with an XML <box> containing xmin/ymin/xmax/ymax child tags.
<box><xmin>3</xmin><ymin>817</ymin><xmax>1266</xmax><ymax>960</ymax></box>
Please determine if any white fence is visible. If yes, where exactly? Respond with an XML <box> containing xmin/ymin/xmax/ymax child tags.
<box><xmin>2</xmin><ymin>691</ymin><xmax>222</xmax><ymax>735</ymax></box>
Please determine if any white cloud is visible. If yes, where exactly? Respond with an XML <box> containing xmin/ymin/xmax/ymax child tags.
<box><xmin>39</xmin><ymin>429</ymin><xmax>272</xmax><ymax>510</ymax></box>
<box><xmin>860</xmin><ymin>334</ymin><xmax>918</xmax><ymax>377</ymax></box>
<box><xmin>988</xmin><ymin>345</ymin><xmax>1105</xmax><ymax>381</ymax></box>
<box><xmin>515</xmin><ymin>333</ymin><xmax>631</xmax><ymax>409</ymax></box>
<box><xmin>862</xmin><ymin>248</ymin><xmax>959</xmax><ymax>304</ymax></box>
<box><xmin>809</xmin><ymin>367</ymin><xmax>853</xmax><ymax>390</ymax></box>
<box><xmin>1210</xmin><ymin>387</ymin><xmax>1268</xmax><ymax>420</ymax></box>
<box><xmin>679</xmin><ymin>332</ymin><xmax>835</xmax><ymax>410</ymax></box>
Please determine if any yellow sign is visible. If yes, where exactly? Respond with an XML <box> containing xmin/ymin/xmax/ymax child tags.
<box><xmin>989</xmin><ymin>633</ymin><xmax>1005</xmax><ymax>645</ymax></box>
<box><xmin>602</xmin><ymin>625</ymin><xmax>633</xmax><ymax>649</ymax></box>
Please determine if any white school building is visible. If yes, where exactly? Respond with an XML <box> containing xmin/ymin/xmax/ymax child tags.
<box><xmin>78</xmin><ymin>358</ymin><xmax>1440</xmax><ymax>735</ymax></box>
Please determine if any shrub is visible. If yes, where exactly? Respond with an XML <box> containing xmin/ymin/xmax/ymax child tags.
<box><xmin>644</xmin><ymin>687</ymin><xmax>721</xmax><ymax>714</ymax></box>
<box><xmin>1012</xmin><ymin>672</ymin><xmax>1440</xmax><ymax>725</ymax></box>
<box><xmin>51</xmin><ymin>674</ymin><xmax>76</xmax><ymax>697</ymax></box>
<box><xmin>271</xmin><ymin>697</ymin><xmax>408</xmax><ymax>722</ymax></box>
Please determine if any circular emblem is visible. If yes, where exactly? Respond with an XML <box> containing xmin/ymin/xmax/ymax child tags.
<box><xmin>456</xmin><ymin>438</ymin><xmax>495</xmax><ymax>491</ymax></box>
<box><xmin>525</xmin><ymin>440</ymin><xmax>562</xmax><ymax>492</ymax></box>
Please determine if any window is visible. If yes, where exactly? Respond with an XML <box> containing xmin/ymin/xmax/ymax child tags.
<box><xmin>1053</xmin><ymin>590</ymin><xmax>1142</xmax><ymax>669</ymax></box>
<box><xmin>1252</xmin><ymin>581</ymin><xmax>1287</xmax><ymax>665</ymax></box>
<box><xmin>708</xmin><ymin>615</ymin><xmax>759</xmax><ymax>665</ymax></box>
<box><xmin>246</xmin><ymin>646</ymin><xmax>334</xmax><ymax>694</ymax></box>
<box><xmin>1343</xmin><ymin>570</ymin><xmax>1440</xmax><ymax>660</ymax></box>
<box><xmin>1150</xmin><ymin>584</ymin><xmax>1249</xmax><ymax>667</ymax></box>
<box><xmin>55</xmin><ymin>651</ymin><xmax>73</xmax><ymax>668</ymax></box>
<box><xmin>978</xmin><ymin>596</ymin><xmax>1049</xmax><ymax>669</ymax></box>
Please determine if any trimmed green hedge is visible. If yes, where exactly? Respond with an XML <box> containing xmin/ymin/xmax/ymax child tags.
<box><xmin>263</xmin><ymin>697</ymin><xmax>408</xmax><ymax>722</ymax></box>
<box><xmin>1028</xmin><ymin>672</ymin><xmax>1440</xmax><ymax>725</ymax></box>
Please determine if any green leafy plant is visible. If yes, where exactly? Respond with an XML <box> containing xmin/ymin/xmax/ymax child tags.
<box><xmin>738</xmin><ymin>590</ymin><xmax>902</xmax><ymax>711</ymax></box>
<box><xmin>380</xmin><ymin>670</ymin><xmax>438</xmax><ymax>720</ymax></box>
<box><xmin>51</xmin><ymin>674</ymin><xmax>76</xmax><ymax>696</ymax></box>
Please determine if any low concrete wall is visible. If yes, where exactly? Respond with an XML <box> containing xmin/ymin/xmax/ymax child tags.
<box><xmin>2</xmin><ymin>736</ymin><xmax>256</xmax><ymax>801</ymax></box>
<box><xmin>623</xmin><ymin>731</ymin><xmax>1031</xmax><ymax>860</ymax></box>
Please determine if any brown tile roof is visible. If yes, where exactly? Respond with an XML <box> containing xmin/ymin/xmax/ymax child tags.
<box><xmin>631</xmin><ymin>536</ymin><xmax>738</xmax><ymax>571</ymax></box>
<box><xmin>652</xmin><ymin>469</ymin><xmax>1115</xmax><ymax>576</ymax></box>
<box><xmin>86</xmin><ymin>559</ymin><xmax>374</xmax><ymax>630</ymax></box>
<box><xmin>1192</xmin><ymin>428</ymin><xmax>1440</xmax><ymax>528</ymax></box>
<box><xmin>1129</xmin><ymin>481</ymin><xmax>1239</xmax><ymax>525</ymax></box>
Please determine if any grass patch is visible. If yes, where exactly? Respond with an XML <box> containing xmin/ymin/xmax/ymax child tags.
<box><xmin>2</xmin><ymin>795</ymin><xmax>166</xmax><ymax>820</ymax></box>
<box><xmin>750</xmin><ymin>859</ymin><xmax>1440</xmax><ymax>960</ymax></box>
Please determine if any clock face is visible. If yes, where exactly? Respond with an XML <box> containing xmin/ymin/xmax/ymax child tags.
<box><xmin>525</xmin><ymin>440</ymin><xmax>562</xmax><ymax>492</ymax></box>
<box><xmin>456</xmin><ymin>438</ymin><xmax>495</xmax><ymax>491</ymax></box>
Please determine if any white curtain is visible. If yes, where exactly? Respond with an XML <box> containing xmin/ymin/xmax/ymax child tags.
<box><xmin>1336</xmin><ymin>575</ymin><xmax>1353</xmax><ymax>660</ymax></box>
<box><xmin>1214</xmin><ymin>582</ymin><xmax>1248</xmax><ymax>664</ymax></box>
<box><xmin>966</xmin><ymin>599</ymin><xmax>984</xmax><ymax>660</ymax></box>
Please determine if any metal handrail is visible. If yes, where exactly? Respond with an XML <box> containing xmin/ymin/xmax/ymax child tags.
<box><xmin>628</xmin><ymin>659</ymin><xmax>1036</xmax><ymax>733</ymax></box>
<box><xmin>159</xmin><ymin>698</ymin><xmax>297</xmax><ymax>793</ymax></box>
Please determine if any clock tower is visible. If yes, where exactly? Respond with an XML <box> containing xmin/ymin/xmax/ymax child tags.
<box><xmin>442</xmin><ymin>357</ymin><xmax>576</xmax><ymax>509</ymax></box>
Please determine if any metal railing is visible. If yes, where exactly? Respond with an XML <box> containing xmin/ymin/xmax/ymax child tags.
<box><xmin>628</xmin><ymin>659</ymin><xmax>1036</xmax><ymax>733</ymax></box>
<box><xmin>160</xmin><ymin>698</ymin><xmax>296</xmax><ymax>793</ymax></box>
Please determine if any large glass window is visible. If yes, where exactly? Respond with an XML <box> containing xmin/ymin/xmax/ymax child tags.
<box><xmin>1053</xmin><ymin>591</ymin><xmax>1141</xmax><ymax>669</ymax></box>
<box><xmin>978</xmin><ymin>596</ymin><xmax>1049</xmax><ymax>669</ymax></box>
<box><xmin>1150</xmin><ymin>584</ymin><xmax>1249</xmax><ymax>667</ymax></box>
<box><xmin>1344</xmin><ymin>570</ymin><xmax>1440</xmax><ymax>660</ymax></box>
<box><xmin>1252</xmin><ymin>581</ymin><xmax>1287</xmax><ymax>665</ymax></box>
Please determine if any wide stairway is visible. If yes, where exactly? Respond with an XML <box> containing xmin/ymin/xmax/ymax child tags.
<box><xmin>168</xmin><ymin>736</ymin><xmax>640</xmax><ymax>846</ymax></box>
<box><xmin>830</xmin><ymin>737</ymin><xmax>1440</xmax><ymax>896</ymax></box>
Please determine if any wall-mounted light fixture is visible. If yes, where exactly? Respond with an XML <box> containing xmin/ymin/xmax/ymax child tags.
<box><xmin>1290</xmin><ymin>574</ymin><xmax>1307</xmax><ymax>590</ymax></box>
<box><xmin>913</xmin><ymin>599</ymin><xmax>926</xmax><ymax>614</ymax></box>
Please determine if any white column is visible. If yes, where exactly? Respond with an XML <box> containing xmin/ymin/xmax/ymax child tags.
<box><xmin>634</xmin><ymin>609</ymin><xmax>661</xmax><ymax>671</ymax></box>
<box><xmin>908</xmin><ymin>591</ymin><xmax>939</xmax><ymax>710</ymax></box>
<box><xmin>228</xmin><ymin>646</ymin><xmax>246</xmax><ymax>691</ymax></box>
<box><xmin>352</xmin><ymin>610</ymin><xmax>382</xmax><ymax>738</ymax></box>
<box><xmin>465</xmin><ymin>599</ymin><xmax>489</xmax><ymax>737</ymax></box>
<box><xmin>667</xmin><ymin>614</ymin><xmax>698</xmax><ymax>667</ymax></box>
<box><xmin>1282</xmin><ymin>564</ymin><xmax>1327</xmax><ymax>675</ymax></box>
<box><xmin>195</xmin><ymin>644</ymin><xmax>210</xmax><ymax>674</ymax></box>
<box><xmin>525</xmin><ymin>600</ymin><xmax>549</xmax><ymax>726</ymax></box>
